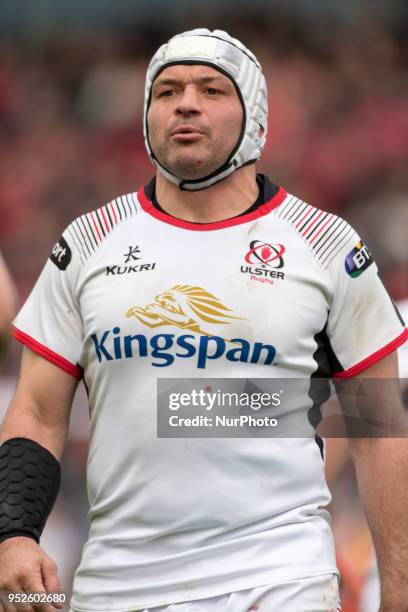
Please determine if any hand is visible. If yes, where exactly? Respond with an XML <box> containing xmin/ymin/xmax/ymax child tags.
<box><xmin>0</xmin><ymin>536</ymin><xmax>63</xmax><ymax>612</ymax></box>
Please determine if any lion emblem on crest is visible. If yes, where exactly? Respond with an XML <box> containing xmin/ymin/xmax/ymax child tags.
<box><xmin>126</xmin><ymin>285</ymin><xmax>244</xmax><ymax>337</ymax></box>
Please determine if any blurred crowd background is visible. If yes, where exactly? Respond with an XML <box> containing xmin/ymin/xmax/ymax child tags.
<box><xmin>0</xmin><ymin>0</ymin><xmax>407</xmax><ymax>609</ymax></box>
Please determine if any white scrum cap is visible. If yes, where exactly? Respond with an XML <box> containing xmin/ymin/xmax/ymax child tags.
<box><xmin>144</xmin><ymin>28</ymin><xmax>268</xmax><ymax>191</ymax></box>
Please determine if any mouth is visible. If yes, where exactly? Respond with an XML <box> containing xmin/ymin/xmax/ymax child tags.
<box><xmin>171</xmin><ymin>126</ymin><xmax>204</xmax><ymax>142</ymax></box>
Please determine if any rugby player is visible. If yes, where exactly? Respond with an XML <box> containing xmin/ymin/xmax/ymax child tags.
<box><xmin>0</xmin><ymin>29</ymin><xmax>407</xmax><ymax>612</ymax></box>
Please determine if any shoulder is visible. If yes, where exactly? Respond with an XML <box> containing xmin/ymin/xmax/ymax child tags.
<box><xmin>275</xmin><ymin>194</ymin><xmax>356</xmax><ymax>270</ymax></box>
<box><xmin>64</xmin><ymin>191</ymin><xmax>143</xmax><ymax>265</ymax></box>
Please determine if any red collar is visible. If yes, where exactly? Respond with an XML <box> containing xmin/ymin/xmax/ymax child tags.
<box><xmin>137</xmin><ymin>185</ymin><xmax>287</xmax><ymax>231</ymax></box>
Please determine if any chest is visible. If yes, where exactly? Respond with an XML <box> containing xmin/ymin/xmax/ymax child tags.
<box><xmin>78</xmin><ymin>222</ymin><xmax>331</xmax><ymax>370</ymax></box>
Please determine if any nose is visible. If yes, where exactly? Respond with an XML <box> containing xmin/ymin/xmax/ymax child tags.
<box><xmin>175</xmin><ymin>85</ymin><xmax>202</xmax><ymax>116</ymax></box>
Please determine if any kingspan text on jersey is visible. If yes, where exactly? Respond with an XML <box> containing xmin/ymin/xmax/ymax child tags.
<box><xmin>90</xmin><ymin>328</ymin><xmax>277</xmax><ymax>369</ymax></box>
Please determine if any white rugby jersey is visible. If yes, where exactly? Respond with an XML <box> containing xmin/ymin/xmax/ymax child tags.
<box><xmin>13</xmin><ymin>176</ymin><xmax>407</xmax><ymax>611</ymax></box>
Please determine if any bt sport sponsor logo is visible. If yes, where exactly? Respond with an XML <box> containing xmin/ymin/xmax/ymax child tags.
<box><xmin>345</xmin><ymin>241</ymin><xmax>373</xmax><ymax>278</ymax></box>
<box><xmin>50</xmin><ymin>237</ymin><xmax>72</xmax><ymax>271</ymax></box>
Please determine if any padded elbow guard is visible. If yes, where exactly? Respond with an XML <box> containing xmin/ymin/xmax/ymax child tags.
<box><xmin>0</xmin><ymin>437</ymin><xmax>61</xmax><ymax>544</ymax></box>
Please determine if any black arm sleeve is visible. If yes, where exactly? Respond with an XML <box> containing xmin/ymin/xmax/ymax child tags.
<box><xmin>0</xmin><ymin>437</ymin><xmax>61</xmax><ymax>544</ymax></box>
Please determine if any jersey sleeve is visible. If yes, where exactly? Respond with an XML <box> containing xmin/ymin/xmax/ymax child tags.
<box><xmin>12</xmin><ymin>227</ymin><xmax>83</xmax><ymax>378</ymax></box>
<box><xmin>325</xmin><ymin>224</ymin><xmax>407</xmax><ymax>378</ymax></box>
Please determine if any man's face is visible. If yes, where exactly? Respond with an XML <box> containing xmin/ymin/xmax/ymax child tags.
<box><xmin>147</xmin><ymin>64</ymin><xmax>243</xmax><ymax>180</ymax></box>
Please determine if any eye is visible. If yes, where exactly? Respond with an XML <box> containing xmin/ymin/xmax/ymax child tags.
<box><xmin>206</xmin><ymin>87</ymin><xmax>221</xmax><ymax>96</ymax></box>
<box><xmin>159</xmin><ymin>89</ymin><xmax>175</xmax><ymax>98</ymax></box>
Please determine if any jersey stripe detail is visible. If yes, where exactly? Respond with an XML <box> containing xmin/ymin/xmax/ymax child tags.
<box><xmin>295</xmin><ymin>205</ymin><xmax>314</xmax><ymax>230</ymax></box>
<box><xmin>67</xmin><ymin>226</ymin><xmax>85</xmax><ymax>266</ymax></box>
<box><xmin>315</xmin><ymin>216</ymin><xmax>343</xmax><ymax>246</ymax></box>
<box><xmin>287</xmin><ymin>201</ymin><xmax>308</xmax><ymax>223</ymax></box>
<box><xmin>321</xmin><ymin>226</ymin><xmax>354</xmax><ymax>268</ymax></box>
<box><xmin>301</xmin><ymin>209</ymin><xmax>325</xmax><ymax>237</ymax></box>
<box><xmin>276</xmin><ymin>195</ymin><xmax>298</xmax><ymax>221</ymax></box>
<box><xmin>74</xmin><ymin>219</ymin><xmax>92</xmax><ymax>258</ymax></box>
<box><xmin>125</xmin><ymin>194</ymin><xmax>134</xmax><ymax>217</ymax></box>
<box><xmin>129</xmin><ymin>192</ymin><xmax>139</xmax><ymax>210</ymax></box>
<box><xmin>68</xmin><ymin>194</ymin><xmax>140</xmax><ymax>263</ymax></box>
<box><xmin>105</xmin><ymin>204</ymin><xmax>114</xmax><ymax>227</ymax></box>
<box><xmin>309</xmin><ymin>214</ymin><xmax>335</xmax><ymax>244</ymax></box>
<box><xmin>95</xmin><ymin>209</ymin><xmax>107</xmax><ymax>237</ymax></box>
<box><xmin>109</xmin><ymin>200</ymin><xmax>118</xmax><ymax>224</ymax></box>
<box><xmin>305</xmin><ymin>212</ymin><xmax>330</xmax><ymax>241</ymax></box>
<box><xmin>117</xmin><ymin>196</ymin><xmax>126</xmax><ymax>218</ymax></box>
<box><xmin>333</xmin><ymin>327</ymin><xmax>408</xmax><ymax>379</ymax></box>
<box><xmin>316</xmin><ymin>221</ymin><xmax>350</xmax><ymax>263</ymax></box>
<box><xmin>80</xmin><ymin>215</ymin><xmax>98</xmax><ymax>251</ymax></box>
<box><xmin>91</xmin><ymin>211</ymin><xmax>103</xmax><ymax>241</ymax></box>
<box><xmin>277</xmin><ymin>196</ymin><xmax>353</xmax><ymax>268</ymax></box>
<box><xmin>100</xmin><ymin>207</ymin><xmax>111</xmax><ymax>234</ymax></box>
<box><xmin>83</xmin><ymin>214</ymin><xmax>99</xmax><ymax>247</ymax></box>
<box><xmin>12</xmin><ymin>326</ymin><xmax>83</xmax><ymax>379</ymax></box>
<box><xmin>312</xmin><ymin>221</ymin><xmax>343</xmax><ymax>260</ymax></box>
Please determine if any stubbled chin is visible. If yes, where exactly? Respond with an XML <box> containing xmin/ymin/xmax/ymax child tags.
<box><xmin>166</xmin><ymin>154</ymin><xmax>214</xmax><ymax>179</ymax></box>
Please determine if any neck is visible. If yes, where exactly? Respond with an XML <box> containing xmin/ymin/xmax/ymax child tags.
<box><xmin>155</xmin><ymin>166</ymin><xmax>259</xmax><ymax>223</ymax></box>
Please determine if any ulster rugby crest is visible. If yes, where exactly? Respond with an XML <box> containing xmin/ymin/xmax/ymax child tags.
<box><xmin>240</xmin><ymin>240</ymin><xmax>286</xmax><ymax>285</ymax></box>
